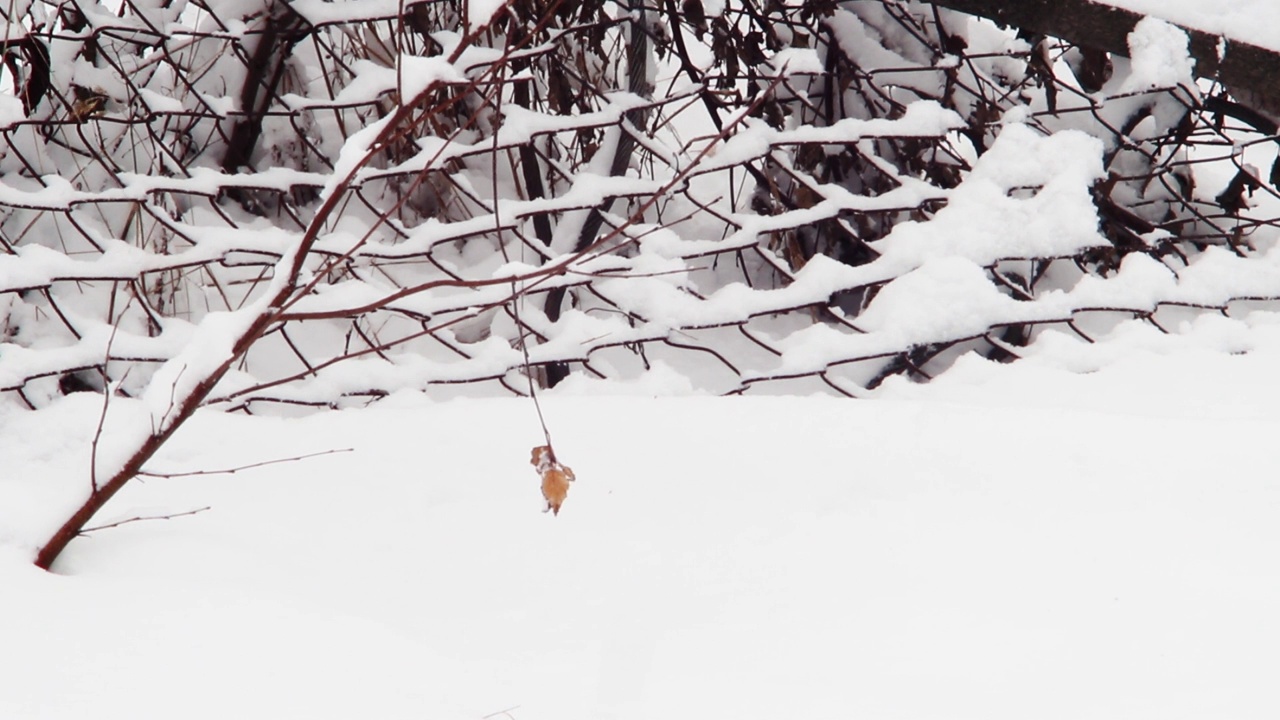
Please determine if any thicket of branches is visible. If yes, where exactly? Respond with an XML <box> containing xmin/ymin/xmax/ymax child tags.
<box><xmin>3</xmin><ymin>0</ymin><xmax>1279</xmax><ymax>566</ymax></box>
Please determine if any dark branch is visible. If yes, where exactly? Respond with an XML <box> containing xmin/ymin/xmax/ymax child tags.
<box><xmin>927</xmin><ymin>0</ymin><xmax>1280</xmax><ymax>118</ymax></box>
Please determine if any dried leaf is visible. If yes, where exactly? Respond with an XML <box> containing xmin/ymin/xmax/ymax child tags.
<box><xmin>70</xmin><ymin>89</ymin><xmax>108</xmax><ymax>123</ymax></box>
<box><xmin>1215</xmin><ymin>169</ymin><xmax>1260</xmax><ymax>215</ymax></box>
<box><xmin>682</xmin><ymin>0</ymin><xmax>708</xmax><ymax>40</ymax></box>
<box><xmin>1072</xmin><ymin>47</ymin><xmax>1112</xmax><ymax>93</ymax></box>
<box><xmin>531</xmin><ymin>445</ymin><xmax>575</xmax><ymax>516</ymax></box>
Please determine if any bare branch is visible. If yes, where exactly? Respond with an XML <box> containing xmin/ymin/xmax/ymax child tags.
<box><xmin>81</xmin><ymin>506</ymin><xmax>212</xmax><ymax>535</ymax></box>
<box><xmin>138</xmin><ymin>448</ymin><xmax>354</xmax><ymax>478</ymax></box>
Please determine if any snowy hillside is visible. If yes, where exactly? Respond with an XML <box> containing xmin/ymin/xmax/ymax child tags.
<box><xmin>3</xmin><ymin>342</ymin><xmax>1278</xmax><ymax>719</ymax></box>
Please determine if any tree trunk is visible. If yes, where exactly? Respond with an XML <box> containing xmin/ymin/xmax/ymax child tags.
<box><xmin>927</xmin><ymin>0</ymin><xmax>1280</xmax><ymax>120</ymax></box>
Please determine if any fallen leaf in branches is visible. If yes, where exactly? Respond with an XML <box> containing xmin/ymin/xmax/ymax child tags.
<box><xmin>530</xmin><ymin>445</ymin><xmax>575</xmax><ymax>516</ymax></box>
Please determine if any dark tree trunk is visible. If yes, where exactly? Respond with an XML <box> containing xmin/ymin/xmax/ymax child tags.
<box><xmin>927</xmin><ymin>0</ymin><xmax>1280</xmax><ymax>119</ymax></box>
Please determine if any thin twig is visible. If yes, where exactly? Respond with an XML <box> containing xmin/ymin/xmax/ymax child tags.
<box><xmin>138</xmin><ymin>447</ymin><xmax>354</xmax><ymax>478</ymax></box>
<box><xmin>81</xmin><ymin>506</ymin><xmax>211</xmax><ymax>534</ymax></box>
<box><xmin>490</xmin><ymin>24</ymin><xmax>555</xmax><ymax>455</ymax></box>
<box><xmin>482</xmin><ymin>706</ymin><xmax>521</xmax><ymax>720</ymax></box>
<box><xmin>90</xmin><ymin>306</ymin><xmax>125</xmax><ymax>495</ymax></box>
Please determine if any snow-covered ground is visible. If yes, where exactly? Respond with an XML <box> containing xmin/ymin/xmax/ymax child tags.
<box><xmin>2</xmin><ymin>5</ymin><xmax>1278</xmax><ymax>718</ymax></box>
<box><xmin>3</xmin><ymin>330</ymin><xmax>1280</xmax><ymax>720</ymax></box>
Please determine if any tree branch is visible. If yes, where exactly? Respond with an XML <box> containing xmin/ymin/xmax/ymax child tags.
<box><xmin>31</xmin><ymin>7</ymin><xmax>526</xmax><ymax>572</ymax></box>
<box><xmin>81</xmin><ymin>506</ymin><xmax>211</xmax><ymax>535</ymax></box>
<box><xmin>137</xmin><ymin>448</ymin><xmax>354</xmax><ymax>478</ymax></box>
<box><xmin>926</xmin><ymin>0</ymin><xmax>1280</xmax><ymax>118</ymax></box>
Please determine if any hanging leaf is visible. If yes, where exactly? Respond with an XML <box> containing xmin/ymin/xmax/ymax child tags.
<box><xmin>1215</xmin><ymin>168</ymin><xmax>1260</xmax><ymax>215</ymax></box>
<box><xmin>530</xmin><ymin>445</ymin><xmax>576</xmax><ymax>516</ymax></box>
<box><xmin>2</xmin><ymin>38</ymin><xmax>50</xmax><ymax>114</ymax></box>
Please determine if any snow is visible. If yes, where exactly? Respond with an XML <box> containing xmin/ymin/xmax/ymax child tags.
<box><xmin>467</xmin><ymin>0</ymin><xmax>509</xmax><ymax>33</ymax></box>
<box><xmin>398</xmin><ymin>54</ymin><xmax>468</xmax><ymax>103</ymax></box>
<box><xmin>1119</xmin><ymin>17</ymin><xmax>1196</xmax><ymax>93</ymax></box>
<box><xmin>1097</xmin><ymin>0</ymin><xmax>1280</xmax><ymax>52</ymax></box>
<box><xmin>289</xmin><ymin>0</ymin><xmax>400</xmax><ymax>25</ymax></box>
<box><xmin>4</xmin><ymin>4</ymin><xmax>1280</xmax><ymax>717</ymax></box>
<box><xmin>319</xmin><ymin>114</ymin><xmax>393</xmax><ymax>201</ymax></box>
<box><xmin>136</xmin><ymin>88</ymin><xmax>185</xmax><ymax>114</ymax></box>
<box><xmin>766</xmin><ymin>47</ymin><xmax>823</xmax><ymax>75</ymax></box>
<box><xmin>0</xmin><ymin>95</ymin><xmax>24</xmax><ymax>129</ymax></box>
<box><xmin>4</xmin><ymin>345</ymin><xmax>1280</xmax><ymax>719</ymax></box>
<box><xmin>694</xmin><ymin>100</ymin><xmax>964</xmax><ymax>176</ymax></box>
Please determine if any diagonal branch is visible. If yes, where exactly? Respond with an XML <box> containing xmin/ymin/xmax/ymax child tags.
<box><xmin>31</xmin><ymin>8</ymin><xmax>529</xmax><ymax>572</ymax></box>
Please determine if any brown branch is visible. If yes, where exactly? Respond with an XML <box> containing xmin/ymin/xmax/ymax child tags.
<box><xmin>137</xmin><ymin>448</ymin><xmax>354</xmax><ymax>478</ymax></box>
<box><xmin>81</xmin><ymin>506</ymin><xmax>211</xmax><ymax>534</ymax></box>
<box><xmin>88</xmin><ymin>330</ymin><xmax>120</xmax><ymax>495</ymax></box>
<box><xmin>31</xmin><ymin>7</ymin><xmax>522</xmax><ymax>572</ymax></box>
